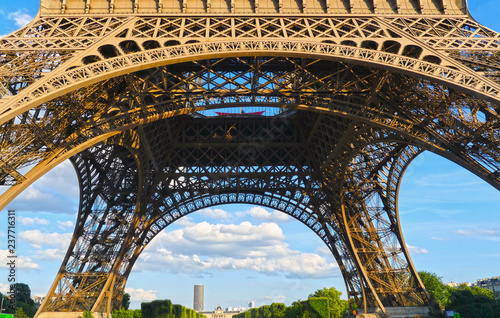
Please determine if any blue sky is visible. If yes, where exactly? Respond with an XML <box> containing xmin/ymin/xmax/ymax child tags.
<box><xmin>1</xmin><ymin>0</ymin><xmax>500</xmax><ymax>311</ymax></box>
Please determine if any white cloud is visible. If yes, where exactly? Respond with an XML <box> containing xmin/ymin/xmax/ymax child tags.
<box><xmin>18</xmin><ymin>216</ymin><xmax>50</xmax><ymax>226</ymax></box>
<box><xmin>0</xmin><ymin>249</ymin><xmax>40</xmax><ymax>269</ymax></box>
<box><xmin>315</xmin><ymin>246</ymin><xmax>331</xmax><ymax>256</ymax></box>
<box><xmin>134</xmin><ymin>221</ymin><xmax>339</xmax><ymax>279</ymax></box>
<box><xmin>19</xmin><ymin>230</ymin><xmax>72</xmax><ymax>249</ymax></box>
<box><xmin>199</xmin><ymin>208</ymin><xmax>232</xmax><ymax>220</ymax></box>
<box><xmin>6</xmin><ymin>160</ymin><xmax>79</xmax><ymax>214</ymax></box>
<box><xmin>32</xmin><ymin>248</ymin><xmax>67</xmax><ymax>261</ymax></box>
<box><xmin>406</xmin><ymin>244</ymin><xmax>428</xmax><ymax>255</ymax></box>
<box><xmin>264</xmin><ymin>294</ymin><xmax>286</xmax><ymax>303</ymax></box>
<box><xmin>145</xmin><ymin>221</ymin><xmax>285</xmax><ymax>258</ymax></box>
<box><xmin>8</xmin><ymin>10</ymin><xmax>33</xmax><ymax>27</ymax></box>
<box><xmin>430</xmin><ymin>236</ymin><xmax>450</xmax><ymax>241</ymax></box>
<box><xmin>0</xmin><ymin>283</ymin><xmax>9</xmax><ymax>294</ymax></box>
<box><xmin>237</xmin><ymin>207</ymin><xmax>290</xmax><ymax>222</ymax></box>
<box><xmin>174</xmin><ymin>216</ymin><xmax>194</xmax><ymax>226</ymax></box>
<box><xmin>454</xmin><ymin>228</ymin><xmax>500</xmax><ymax>241</ymax></box>
<box><xmin>57</xmin><ymin>220</ymin><xmax>74</xmax><ymax>230</ymax></box>
<box><xmin>455</xmin><ymin>229</ymin><xmax>497</xmax><ymax>236</ymax></box>
<box><xmin>125</xmin><ymin>287</ymin><xmax>157</xmax><ymax>302</ymax></box>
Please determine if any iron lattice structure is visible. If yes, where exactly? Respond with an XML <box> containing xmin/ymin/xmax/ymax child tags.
<box><xmin>1</xmin><ymin>0</ymin><xmax>500</xmax><ymax>316</ymax></box>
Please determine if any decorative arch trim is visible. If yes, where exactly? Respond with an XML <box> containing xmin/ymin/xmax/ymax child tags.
<box><xmin>2</xmin><ymin>39</ymin><xmax>499</xmax><ymax>124</ymax></box>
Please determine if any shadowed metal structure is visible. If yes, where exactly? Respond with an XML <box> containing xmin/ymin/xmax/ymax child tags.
<box><xmin>0</xmin><ymin>0</ymin><xmax>499</xmax><ymax>317</ymax></box>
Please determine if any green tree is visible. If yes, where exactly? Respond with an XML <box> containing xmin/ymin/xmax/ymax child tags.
<box><xmin>122</xmin><ymin>293</ymin><xmax>131</xmax><ymax>310</ymax></box>
<box><xmin>82</xmin><ymin>310</ymin><xmax>95</xmax><ymax>318</ymax></box>
<box><xmin>270</xmin><ymin>303</ymin><xmax>286</xmax><ymax>318</ymax></box>
<box><xmin>446</xmin><ymin>284</ymin><xmax>500</xmax><ymax>318</ymax></box>
<box><xmin>15</xmin><ymin>302</ymin><xmax>37</xmax><ymax>318</ymax></box>
<box><xmin>418</xmin><ymin>271</ymin><xmax>451</xmax><ymax>309</ymax></box>
<box><xmin>8</xmin><ymin>283</ymin><xmax>37</xmax><ymax>318</ymax></box>
<box><xmin>306</xmin><ymin>297</ymin><xmax>330</xmax><ymax>318</ymax></box>
<box><xmin>13</xmin><ymin>284</ymin><xmax>35</xmax><ymax>306</ymax></box>
<box><xmin>14</xmin><ymin>307</ymin><xmax>29</xmax><ymax>318</ymax></box>
<box><xmin>1</xmin><ymin>293</ymin><xmax>15</xmax><ymax>314</ymax></box>
<box><xmin>308</xmin><ymin>287</ymin><xmax>348</xmax><ymax>318</ymax></box>
<box><xmin>259</xmin><ymin>305</ymin><xmax>271</xmax><ymax>318</ymax></box>
<box><xmin>284</xmin><ymin>300</ymin><xmax>304</xmax><ymax>318</ymax></box>
<box><xmin>112</xmin><ymin>308</ymin><xmax>134</xmax><ymax>318</ymax></box>
<box><xmin>133</xmin><ymin>309</ymin><xmax>142</xmax><ymax>318</ymax></box>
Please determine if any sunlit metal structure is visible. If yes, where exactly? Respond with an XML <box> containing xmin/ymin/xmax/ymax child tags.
<box><xmin>0</xmin><ymin>0</ymin><xmax>499</xmax><ymax>317</ymax></box>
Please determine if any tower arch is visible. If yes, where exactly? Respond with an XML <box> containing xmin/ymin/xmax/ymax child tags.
<box><xmin>1</xmin><ymin>0</ymin><xmax>500</xmax><ymax>317</ymax></box>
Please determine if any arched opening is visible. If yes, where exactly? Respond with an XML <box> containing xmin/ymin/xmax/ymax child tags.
<box><xmin>340</xmin><ymin>40</ymin><xmax>357</xmax><ymax>47</ymax></box>
<box><xmin>422</xmin><ymin>55</ymin><xmax>442</xmax><ymax>65</ymax></box>
<box><xmin>381</xmin><ymin>41</ymin><xmax>401</xmax><ymax>54</ymax></box>
<box><xmin>143</xmin><ymin>40</ymin><xmax>162</xmax><ymax>50</ymax></box>
<box><xmin>398</xmin><ymin>152</ymin><xmax>500</xmax><ymax>283</ymax></box>
<box><xmin>127</xmin><ymin>203</ymin><xmax>344</xmax><ymax>310</ymax></box>
<box><xmin>3</xmin><ymin>54</ymin><xmax>500</xmax><ymax>317</ymax></box>
<box><xmin>82</xmin><ymin>55</ymin><xmax>102</xmax><ymax>65</ymax></box>
<box><xmin>119</xmin><ymin>40</ymin><xmax>142</xmax><ymax>54</ymax></box>
<box><xmin>8</xmin><ymin>144</ymin><xmax>500</xmax><ymax>312</ymax></box>
<box><xmin>165</xmin><ymin>40</ymin><xmax>181</xmax><ymax>47</ymax></box>
<box><xmin>361</xmin><ymin>40</ymin><xmax>378</xmax><ymax>50</ymax></box>
<box><xmin>402</xmin><ymin>45</ymin><xmax>423</xmax><ymax>59</ymax></box>
<box><xmin>98</xmin><ymin>44</ymin><xmax>120</xmax><ymax>58</ymax></box>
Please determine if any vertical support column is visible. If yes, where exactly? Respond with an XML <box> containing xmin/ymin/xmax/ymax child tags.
<box><xmin>35</xmin><ymin>144</ymin><xmax>140</xmax><ymax>317</ymax></box>
<box><xmin>338</xmin><ymin>141</ymin><xmax>429</xmax><ymax>309</ymax></box>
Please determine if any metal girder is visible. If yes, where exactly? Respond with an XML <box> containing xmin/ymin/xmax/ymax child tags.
<box><xmin>1</xmin><ymin>0</ymin><xmax>500</xmax><ymax>317</ymax></box>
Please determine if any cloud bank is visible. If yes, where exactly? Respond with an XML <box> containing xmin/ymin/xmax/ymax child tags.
<box><xmin>134</xmin><ymin>221</ymin><xmax>339</xmax><ymax>279</ymax></box>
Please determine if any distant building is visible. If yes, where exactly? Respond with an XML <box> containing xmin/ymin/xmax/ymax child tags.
<box><xmin>31</xmin><ymin>296</ymin><xmax>45</xmax><ymax>309</ymax></box>
<box><xmin>200</xmin><ymin>305</ymin><xmax>247</xmax><ymax>318</ymax></box>
<box><xmin>446</xmin><ymin>276</ymin><xmax>500</xmax><ymax>297</ymax></box>
<box><xmin>474</xmin><ymin>277</ymin><xmax>500</xmax><ymax>296</ymax></box>
<box><xmin>194</xmin><ymin>285</ymin><xmax>204</xmax><ymax>311</ymax></box>
<box><xmin>446</xmin><ymin>282</ymin><xmax>472</xmax><ymax>288</ymax></box>
<box><xmin>193</xmin><ymin>284</ymin><xmax>252</xmax><ymax>316</ymax></box>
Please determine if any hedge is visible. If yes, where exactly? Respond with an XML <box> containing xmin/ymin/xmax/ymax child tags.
<box><xmin>140</xmin><ymin>300</ymin><xmax>206</xmax><ymax>318</ymax></box>
<box><xmin>305</xmin><ymin>298</ymin><xmax>329</xmax><ymax>318</ymax></box>
<box><xmin>229</xmin><ymin>299</ymin><xmax>330</xmax><ymax>318</ymax></box>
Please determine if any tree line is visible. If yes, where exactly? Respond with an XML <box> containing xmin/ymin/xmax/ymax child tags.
<box><xmin>418</xmin><ymin>271</ymin><xmax>500</xmax><ymax>318</ymax></box>
<box><xmin>4</xmin><ymin>274</ymin><xmax>499</xmax><ymax>318</ymax></box>
<box><xmin>232</xmin><ymin>287</ymin><xmax>349</xmax><ymax>318</ymax></box>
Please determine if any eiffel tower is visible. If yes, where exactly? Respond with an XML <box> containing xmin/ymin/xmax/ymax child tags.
<box><xmin>1</xmin><ymin>0</ymin><xmax>499</xmax><ymax>317</ymax></box>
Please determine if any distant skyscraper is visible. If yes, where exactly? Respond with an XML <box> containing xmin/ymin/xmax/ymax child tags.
<box><xmin>248</xmin><ymin>301</ymin><xmax>255</xmax><ymax>308</ymax></box>
<box><xmin>194</xmin><ymin>285</ymin><xmax>204</xmax><ymax>311</ymax></box>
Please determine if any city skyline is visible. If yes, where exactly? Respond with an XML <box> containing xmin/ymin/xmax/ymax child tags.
<box><xmin>1</xmin><ymin>0</ymin><xmax>500</xmax><ymax>311</ymax></box>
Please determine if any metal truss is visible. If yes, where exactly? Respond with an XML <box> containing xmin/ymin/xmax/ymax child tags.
<box><xmin>1</xmin><ymin>1</ymin><xmax>500</xmax><ymax>317</ymax></box>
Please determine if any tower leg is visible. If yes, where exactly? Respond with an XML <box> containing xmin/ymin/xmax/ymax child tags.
<box><xmin>35</xmin><ymin>144</ymin><xmax>140</xmax><ymax>317</ymax></box>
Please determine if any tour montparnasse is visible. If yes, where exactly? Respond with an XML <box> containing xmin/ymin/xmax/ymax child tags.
<box><xmin>0</xmin><ymin>0</ymin><xmax>499</xmax><ymax>317</ymax></box>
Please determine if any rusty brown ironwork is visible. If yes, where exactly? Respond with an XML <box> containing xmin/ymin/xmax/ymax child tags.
<box><xmin>1</xmin><ymin>0</ymin><xmax>499</xmax><ymax>317</ymax></box>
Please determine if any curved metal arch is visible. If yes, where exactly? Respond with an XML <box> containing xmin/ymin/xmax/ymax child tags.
<box><xmin>313</xmin><ymin>125</ymin><xmax>432</xmax><ymax>310</ymax></box>
<box><xmin>25</xmin><ymin>109</ymin><xmax>500</xmax><ymax>317</ymax></box>
<box><xmin>0</xmin><ymin>6</ymin><xmax>499</xmax><ymax>318</ymax></box>
<box><xmin>2</xmin><ymin>51</ymin><xmax>500</xmax><ymax>211</ymax></box>
<box><xmin>143</xmin><ymin>189</ymin><xmax>374</xmax><ymax>298</ymax></box>
<box><xmin>105</xmin><ymin>190</ymin><xmax>364</xmax><ymax>314</ymax></box>
<box><xmin>131</xmin><ymin>191</ymin><xmax>342</xmax><ymax>269</ymax></box>
<box><xmin>0</xmin><ymin>101</ymin><xmax>433</xmax><ymax>211</ymax></box>
<box><xmin>2</xmin><ymin>53</ymin><xmax>499</xmax><ymax>196</ymax></box>
<box><xmin>1</xmin><ymin>97</ymin><xmax>499</xmax><ymax>213</ymax></box>
<box><xmin>90</xmin><ymin>118</ymin><xmax>430</xmax><ymax>315</ymax></box>
<box><xmin>2</xmin><ymin>39</ymin><xmax>500</xmax><ymax>123</ymax></box>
